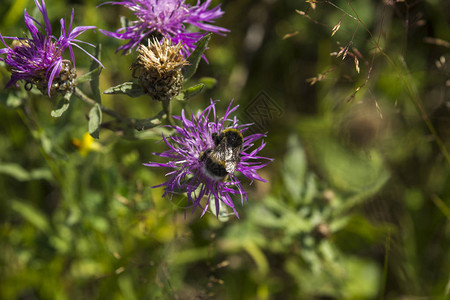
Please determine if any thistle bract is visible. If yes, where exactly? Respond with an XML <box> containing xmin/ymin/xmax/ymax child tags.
<box><xmin>131</xmin><ymin>37</ymin><xmax>188</xmax><ymax>101</ymax></box>
<box><xmin>0</xmin><ymin>0</ymin><xmax>102</xmax><ymax>96</ymax></box>
<box><xmin>144</xmin><ymin>100</ymin><xmax>272</xmax><ymax>218</ymax></box>
<box><xmin>100</xmin><ymin>0</ymin><xmax>229</xmax><ymax>57</ymax></box>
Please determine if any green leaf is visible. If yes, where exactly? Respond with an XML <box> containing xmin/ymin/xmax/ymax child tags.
<box><xmin>0</xmin><ymin>162</ymin><xmax>51</xmax><ymax>182</ymax></box>
<box><xmin>6</xmin><ymin>94</ymin><xmax>23</xmax><ymax>108</ymax></box>
<box><xmin>209</xmin><ymin>195</ymin><xmax>231</xmax><ymax>222</ymax></box>
<box><xmin>0</xmin><ymin>90</ymin><xmax>25</xmax><ymax>108</ymax></box>
<box><xmin>283</xmin><ymin>134</ymin><xmax>307</xmax><ymax>201</ymax></box>
<box><xmin>199</xmin><ymin>77</ymin><xmax>217</xmax><ymax>89</ymax></box>
<box><xmin>11</xmin><ymin>200</ymin><xmax>51</xmax><ymax>233</ymax></box>
<box><xmin>88</xmin><ymin>104</ymin><xmax>102</xmax><ymax>139</ymax></box>
<box><xmin>90</xmin><ymin>44</ymin><xmax>102</xmax><ymax>103</ymax></box>
<box><xmin>298</xmin><ymin>118</ymin><xmax>389</xmax><ymax>196</ymax></box>
<box><xmin>50</xmin><ymin>93</ymin><xmax>71</xmax><ymax>118</ymax></box>
<box><xmin>29</xmin><ymin>168</ymin><xmax>53</xmax><ymax>181</ymax></box>
<box><xmin>75</xmin><ymin>66</ymin><xmax>102</xmax><ymax>85</ymax></box>
<box><xmin>177</xmin><ymin>83</ymin><xmax>204</xmax><ymax>102</ymax></box>
<box><xmin>103</xmin><ymin>81</ymin><xmax>145</xmax><ymax>98</ymax></box>
<box><xmin>0</xmin><ymin>163</ymin><xmax>30</xmax><ymax>181</ymax></box>
<box><xmin>182</xmin><ymin>33</ymin><xmax>211</xmax><ymax>80</ymax></box>
<box><xmin>2</xmin><ymin>0</ymin><xmax>28</xmax><ymax>27</ymax></box>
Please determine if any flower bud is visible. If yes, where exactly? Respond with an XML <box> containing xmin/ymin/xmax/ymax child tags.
<box><xmin>33</xmin><ymin>60</ymin><xmax>77</xmax><ymax>97</ymax></box>
<box><xmin>131</xmin><ymin>38</ymin><xmax>188</xmax><ymax>101</ymax></box>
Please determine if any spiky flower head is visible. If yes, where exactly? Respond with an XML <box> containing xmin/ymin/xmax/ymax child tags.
<box><xmin>100</xmin><ymin>0</ymin><xmax>229</xmax><ymax>57</ymax></box>
<box><xmin>131</xmin><ymin>37</ymin><xmax>187</xmax><ymax>101</ymax></box>
<box><xmin>0</xmin><ymin>0</ymin><xmax>102</xmax><ymax>97</ymax></box>
<box><xmin>144</xmin><ymin>100</ymin><xmax>272</xmax><ymax>218</ymax></box>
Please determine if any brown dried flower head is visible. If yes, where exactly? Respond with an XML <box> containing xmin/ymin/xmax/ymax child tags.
<box><xmin>32</xmin><ymin>60</ymin><xmax>77</xmax><ymax>97</ymax></box>
<box><xmin>131</xmin><ymin>37</ymin><xmax>188</xmax><ymax>101</ymax></box>
<box><xmin>9</xmin><ymin>40</ymin><xmax>76</xmax><ymax>97</ymax></box>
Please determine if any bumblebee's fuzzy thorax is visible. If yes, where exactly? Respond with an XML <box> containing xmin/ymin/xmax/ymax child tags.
<box><xmin>200</xmin><ymin>128</ymin><xmax>244</xmax><ymax>181</ymax></box>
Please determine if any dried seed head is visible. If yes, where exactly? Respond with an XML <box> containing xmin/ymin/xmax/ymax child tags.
<box><xmin>131</xmin><ymin>37</ymin><xmax>188</xmax><ymax>101</ymax></box>
<box><xmin>32</xmin><ymin>60</ymin><xmax>77</xmax><ymax>97</ymax></box>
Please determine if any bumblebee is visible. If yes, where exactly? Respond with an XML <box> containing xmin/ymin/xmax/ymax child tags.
<box><xmin>199</xmin><ymin>128</ymin><xmax>244</xmax><ymax>181</ymax></box>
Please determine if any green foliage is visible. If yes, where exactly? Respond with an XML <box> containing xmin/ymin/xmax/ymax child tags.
<box><xmin>103</xmin><ymin>81</ymin><xmax>145</xmax><ymax>98</ymax></box>
<box><xmin>175</xmin><ymin>83</ymin><xmax>205</xmax><ymax>102</ymax></box>
<box><xmin>0</xmin><ymin>0</ymin><xmax>449</xmax><ymax>299</ymax></box>
<box><xmin>50</xmin><ymin>92</ymin><xmax>72</xmax><ymax>118</ymax></box>
<box><xmin>182</xmin><ymin>33</ymin><xmax>211</xmax><ymax>80</ymax></box>
<box><xmin>88</xmin><ymin>104</ymin><xmax>102</xmax><ymax>139</ymax></box>
<box><xmin>89</xmin><ymin>44</ymin><xmax>103</xmax><ymax>103</ymax></box>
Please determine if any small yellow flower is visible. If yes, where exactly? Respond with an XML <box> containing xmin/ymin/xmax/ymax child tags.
<box><xmin>72</xmin><ymin>132</ymin><xmax>102</xmax><ymax>156</ymax></box>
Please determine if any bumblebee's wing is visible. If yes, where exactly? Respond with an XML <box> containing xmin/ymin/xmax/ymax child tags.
<box><xmin>210</xmin><ymin>143</ymin><xmax>240</xmax><ymax>174</ymax></box>
<box><xmin>224</xmin><ymin>159</ymin><xmax>238</xmax><ymax>174</ymax></box>
<box><xmin>209</xmin><ymin>142</ymin><xmax>229</xmax><ymax>161</ymax></box>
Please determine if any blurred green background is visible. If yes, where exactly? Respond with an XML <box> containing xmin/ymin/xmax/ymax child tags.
<box><xmin>0</xmin><ymin>0</ymin><xmax>449</xmax><ymax>299</ymax></box>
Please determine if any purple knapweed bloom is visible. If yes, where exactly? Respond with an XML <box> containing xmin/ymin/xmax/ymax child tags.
<box><xmin>144</xmin><ymin>100</ymin><xmax>272</xmax><ymax>218</ymax></box>
<box><xmin>0</xmin><ymin>0</ymin><xmax>102</xmax><ymax>96</ymax></box>
<box><xmin>99</xmin><ymin>0</ymin><xmax>229</xmax><ymax>57</ymax></box>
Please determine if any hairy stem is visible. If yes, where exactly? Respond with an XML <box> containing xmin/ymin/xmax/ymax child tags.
<box><xmin>162</xmin><ymin>100</ymin><xmax>175</xmax><ymax>126</ymax></box>
<box><xmin>74</xmin><ymin>87</ymin><xmax>124</xmax><ymax>121</ymax></box>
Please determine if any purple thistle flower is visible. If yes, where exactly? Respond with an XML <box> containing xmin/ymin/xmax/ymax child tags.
<box><xmin>144</xmin><ymin>100</ymin><xmax>272</xmax><ymax>218</ymax></box>
<box><xmin>0</xmin><ymin>0</ymin><xmax>102</xmax><ymax>96</ymax></box>
<box><xmin>99</xmin><ymin>0</ymin><xmax>229</xmax><ymax>57</ymax></box>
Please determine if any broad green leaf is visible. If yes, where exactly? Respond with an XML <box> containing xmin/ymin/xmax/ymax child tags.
<box><xmin>282</xmin><ymin>134</ymin><xmax>307</xmax><ymax>202</ymax></box>
<box><xmin>90</xmin><ymin>44</ymin><xmax>102</xmax><ymax>103</ymax></box>
<box><xmin>0</xmin><ymin>162</ymin><xmax>51</xmax><ymax>182</ymax></box>
<box><xmin>0</xmin><ymin>163</ymin><xmax>30</xmax><ymax>181</ymax></box>
<box><xmin>103</xmin><ymin>81</ymin><xmax>145</xmax><ymax>98</ymax></box>
<box><xmin>75</xmin><ymin>66</ymin><xmax>102</xmax><ymax>85</ymax></box>
<box><xmin>2</xmin><ymin>0</ymin><xmax>27</xmax><ymax>27</ymax></box>
<box><xmin>88</xmin><ymin>104</ymin><xmax>102</xmax><ymax>139</ymax></box>
<box><xmin>209</xmin><ymin>195</ymin><xmax>230</xmax><ymax>222</ymax></box>
<box><xmin>50</xmin><ymin>93</ymin><xmax>71</xmax><ymax>118</ymax></box>
<box><xmin>39</xmin><ymin>131</ymin><xmax>53</xmax><ymax>155</ymax></box>
<box><xmin>11</xmin><ymin>200</ymin><xmax>51</xmax><ymax>233</ymax></box>
<box><xmin>0</xmin><ymin>89</ymin><xmax>26</xmax><ymax>108</ymax></box>
<box><xmin>182</xmin><ymin>34</ymin><xmax>211</xmax><ymax>80</ymax></box>
<box><xmin>341</xmin><ymin>257</ymin><xmax>381</xmax><ymax>299</ymax></box>
<box><xmin>199</xmin><ymin>77</ymin><xmax>217</xmax><ymax>89</ymax></box>
<box><xmin>118</xmin><ymin>275</ymin><xmax>138</xmax><ymax>300</ymax></box>
<box><xmin>133</xmin><ymin>116</ymin><xmax>163</xmax><ymax>130</ymax></box>
<box><xmin>177</xmin><ymin>83</ymin><xmax>204</xmax><ymax>102</ymax></box>
<box><xmin>71</xmin><ymin>259</ymin><xmax>105</xmax><ymax>279</ymax></box>
<box><xmin>298</xmin><ymin>118</ymin><xmax>389</xmax><ymax>196</ymax></box>
<box><xmin>6</xmin><ymin>94</ymin><xmax>23</xmax><ymax>108</ymax></box>
<box><xmin>29</xmin><ymin>168</ymin><xmax>53</xmax><ymax>181</ymax></box>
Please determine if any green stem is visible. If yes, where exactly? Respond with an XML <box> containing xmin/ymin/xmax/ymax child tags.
<box><xmin>162</xmin><ymin>100</ymin><xmax>175</xmax><ymax>126</ymax></box>
<box><xmin>130</xmin><ymin>110</ymin><xmax>166</xmax><ymax>131</ymax></box>
<box><xmin>76</xmin><ymin>87</ymin><xmax>167</xmax><ymax>135</ymax></box>
<box><xmin>74</xmin><ymin>87</ymin><xmax>124</xmax><ymax>121</ymax></box>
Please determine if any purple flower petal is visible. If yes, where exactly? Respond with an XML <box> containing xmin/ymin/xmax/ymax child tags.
<box><xmin>100</xmin><ymin>0</ymin><xmax>229</xmax><ymax>56</ymax></box>
<box><xmin>0</xmin><ymin>0</ymin><xmax>102</xmax><ymax>96</ymax></box>
<box><xmin>144</xmin><ymin>100</ymin><xmax>272</xmax><ymax>218</ymax></box>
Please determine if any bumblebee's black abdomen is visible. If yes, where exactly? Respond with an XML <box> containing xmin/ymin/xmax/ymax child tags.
<box><xmin>201</xmin><ymin>128</ymin><xmax>244</xmax><ymax>180</ymax></box>
<box><xmin>204</xmin><ymin>158</ymin><xmax>228</xmax><ymax>178</ymax></box>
